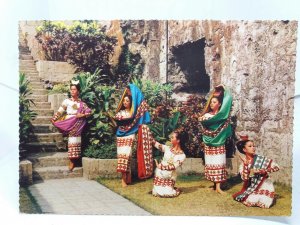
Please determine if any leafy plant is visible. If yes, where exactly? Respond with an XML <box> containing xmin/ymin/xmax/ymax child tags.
<box><xmin>83</xmin><ymin>143</ymin><xmax>117</xmax><ymax>159</ymax></box>
<box><xmin>112</xmin><ymin>44</ymin><xmax>144</xmax><ymax>85</ymax></box>
<box><xmin>131</xmin><ymin>78</ymin><xmax>173</xmax><ymax>108</ymax></box>
<box><xmin>35</xmin><ymin>21</ymin><xmax>69</xmax><ymax>61</ymax></box>
<box><xmin>178</xmin><ymin>95</ymin><xmax>207</xmax><ymax>157</ymax></box>
<box><xmin>35</xmin><ymin>20</ymin><xmax>117</xmax><ymax>75</ymax></box>
<box><xmin>19</xmin><ymin>73</ymin><xmax>37</xmax><ymax>158</ymax></box>
<box><xmin>73</xmin><ymin>71</ymin><xmax>123</xmax><ymax>158</ymax></box>
<box><xmin>148</xmin><ymin>111</ymin><xmax>186</xmax><ymax>143</ymax></box>
<box><xmin>48</xmin><ymin>83</ymin><xmax>69</xmax><ymax>94</ymax></box>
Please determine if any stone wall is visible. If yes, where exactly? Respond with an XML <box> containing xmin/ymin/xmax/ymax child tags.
<box><xmin>36</xmin><ymin>60</ymin><xmax>76</xmax><ymax>83</ymax></box>
<box><xmin>82</xmin><ymin>157</ymin><xmax>239</xmax><ymax>180</ymax></box>
<box><xmin>19</xmin><ymin>21</ymin><xmax>44</xmax><ymax>61</ymax></box>
<box><xmin>48</xmin><ymin>93</ymin><xmax>68</xmax><ymax>111</ymax></box>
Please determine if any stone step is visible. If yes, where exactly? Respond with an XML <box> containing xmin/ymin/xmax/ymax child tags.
<box><xmin>29</xmin><ymin>83</ymin><xmax>44</xmax><ymax>89</ymax></box>
<box><xmin>19</xmin><ymin>54</ymin><xmax>33</xmax><ymax>60</ymax></box>
<box><xmin>24</xmin><ymin>142</ymin><xmax>66</xmax><ymax>152</ymax></box>
<box><xmin>33</xmin><ymin>166</ymin><xmax>83</xmax><ymax>181</ymax></box>
<box><xmin>27</xmin><ymin>152</ymin><xmax>69</xmax><ymax>168</ymax></box>
<box><xmin>31</xmin><ymin>89</ymin><xmax>47</xmax><ymax>95</ymax></box>
<box><xmin>33</xmin><ymin>109</ymin><xmax>54</xmax><ymax>116</ymax></box>
<box><xmin>29</xmin><ymin>133</ymin><xmax>63</xmax><ymax>143</ymax></box>
<box><xmin>27</xmin><ymin>95</ymin><xmax>48</xmax><ymax>102</ymax></box>
<box><xmin>19</xmin><ymin>62</ymin><xmax>36</xmax><ymax>66</ymax></box>
<box><xmin>31</xmin><ymin>102</ymin><xmax>51</xmax><ymax>109</ymax></box>
<box><xmin>33</xmin><ymin>124</ymin><xmax>57</xmax><ymax>133</ymax></box>
<box><xmin>27</xmin><ymin>77</ymin><xmax>41</xmax><ymax>82</ymax></box>
<box><xmin>19</xmin><ymin>68</ymin><xmax>37</xmax><ymax>72</ymax></box>
<box><xmin>31</xmin><ymin>116</ymin><xmax>52</xmax><ymax>124</ymax></box>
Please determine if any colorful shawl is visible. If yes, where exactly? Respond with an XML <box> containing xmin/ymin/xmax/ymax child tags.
<box><xmin>233</xmin><ymin>154</ymin><xmax>273</xmax><ymax>202</ymax></box>
<box><xmin>53</xmin><ymin>101</ymin><xmax>91</xmax><ymax>136</ymax></box>
<box><xmin>201</xmin><ymin>87</ymin><xmax>232</xmax><ymax>147</ymax></box>
<box><xmin>116</xmin><ymin>84</ymin><xmax>151</xmax><ymax>137</ymax></box>
<box><xmin>115</xmin><ymin>84</ymin><xmax>153</xmax><ymax>179</ymax></box>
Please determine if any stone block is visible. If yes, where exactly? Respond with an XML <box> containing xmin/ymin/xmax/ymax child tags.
<box><xmin>19</xmin><ymin>160</ymin><xmax>33</xmax><ymax>186</ymax></box>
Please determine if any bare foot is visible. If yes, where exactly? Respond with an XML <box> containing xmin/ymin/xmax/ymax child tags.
<box><xmin>216</xmin><ymin>188</ymin><xmax>226</xmax><ymax>194</ymax></box>
<box><xmin>68</xmin><ymin>160</ymin><xmax>75</xmax><ymax>172</ymax></box>
<box><xmin>122</xmin><ymin>182</ymin><xmax>128</xmax><ymax>188</ymax></box>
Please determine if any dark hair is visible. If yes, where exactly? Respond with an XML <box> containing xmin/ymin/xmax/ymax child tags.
<box><xmin>174</xmin><ymin>129</ymin><xmax>189</xmax><ymax>153</ymax></box>
<box><xmin>70</xmin><ymin>84</ymin><xmax>81</xmax><ymax>92</ymax></box>
<box><xmin>120</xmin><ymin>94</ymin><xmax>132</xmax><ymax>110</ymax></box>
<box><xmin>236</xmin><ymin>140</ymin><xmax>253</xmax><ymax>154</ymax></box>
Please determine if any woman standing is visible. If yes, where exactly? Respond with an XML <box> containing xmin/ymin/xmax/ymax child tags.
<box><xmin>198</xmin><ymin>84</ymin><xmax>232</xmax><ymax>194</ymax></box>
<box><xmin>115</xmin><ymin>84</ymin><xmax>151</xmax><ymax>187</ymax></box>
<box><xmin>51</xmin><ymin>80</ymin><xmax>91</xmax><ymax>171</ymax></box>
<box><xmin>233</xmin><ymin>137</ymin><xmax>280</xmax><ymax>208</ymax></box>
<box><xmin>152</xmin><ymin>130</ymin><xmax>188</xmax><ymax>198</ymax></box>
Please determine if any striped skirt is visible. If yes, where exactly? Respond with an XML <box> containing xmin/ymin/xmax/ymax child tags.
<box><xmin>68</xmin><ymin>136</ymin><xmax>81</xmax><ymax>159</ymax></box>
<box><xmin>204</xmin><ymin>144</ymin><xmax>227</xmax><ymax>183</ymax></box>
<box><xmin>116</xmin><ymin>134</ymin><xmax>135</xmax><ymax>173</ymax></box>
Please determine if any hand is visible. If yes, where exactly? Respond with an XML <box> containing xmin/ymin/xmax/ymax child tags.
<box><xmin>254</xmin><ymin>169</ymin><xmax>267</xmax><ymax>175</ymax></box>
<box><xmin>154</xmin><ymin>159</ymin><xmax>158</xmax><ymax>167</ymax></box>
<box><xmin>76</xmin><ymin>113</ymin><xmax>85</xmax><ymax>118</ymax></box>
<box><xmin>50</xmin><ymin>119</ymin><xmax>55</xmax><ymax>124</ymax></box>
<box><xmin>238</xmin><ymin>154</ymin><xmax>247</xmax><ymax>164</ymax></box>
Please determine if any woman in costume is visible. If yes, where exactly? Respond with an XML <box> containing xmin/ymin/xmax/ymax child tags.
<box><xmin>152</xmin><ymin>129</ymin><xmax>188</xmax><ymax>198</ymax></box>
<box><xmin>198</xmin><ymin>84</ymin><xmax>232</xmax><ymax>194</ymax></box>
<box><xmin>233</xmin><ymin>137</ymin><xmax>280</xmax><ymax>208</ymax></box>
<box><xmin>51</xmin><ymin>80</ymin><xmax>91</xmax><ymax>171</ymax></box>
<box><xmin>115</xmin><ymin>84</ymin><xmax>152</xmax><ymax>187</ymax></box>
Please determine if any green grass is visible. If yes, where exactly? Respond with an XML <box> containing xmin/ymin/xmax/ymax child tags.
<box><xmin>97</xmin><ymin>174</ymin><xmax>291</xmax><ymax>216</ymax></box>
<box><xmin>19</xmin><ymin>187</ymin><xmax>42</xmax><ymax>214</ymax></box>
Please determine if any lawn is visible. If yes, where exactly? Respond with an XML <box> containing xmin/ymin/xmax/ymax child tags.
<box><xmin>19</xmin><ymin>187</ymin><xmax>42</xmax><ymax>214</ymax></box>
<box><xmin>97</xmin><ymin>174</ymin><xmax>291</xmax><ymax>216</ymax></box>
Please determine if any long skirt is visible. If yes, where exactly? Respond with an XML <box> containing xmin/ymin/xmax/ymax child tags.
<box><xmin>152</xmin><ymin>168</ymin><xmax>180</xmax><ymax>197</ymax></box>
<box><xmin>204</xmin><ymin>144</ymin><xmax>227</xmax><ymax>183</ymax></box>
<box><xmin>116</xmin><ymin>134</ymin><xmax>135</xmax><ymax>173</ymax></box>
<box><xmin>241</xmin><ymin>178</ymin><xmax>275</xmax><ymax>208</ymax></box>
<box><xmin>68</xmin><ymin>135</ymin><xmax>81</xmax><ymax>159</ymax></box>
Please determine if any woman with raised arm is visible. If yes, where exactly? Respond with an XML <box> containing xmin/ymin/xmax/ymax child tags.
<box><xmin>115</xmin><ymin>84</ymin><xmax>151</xmax><ymax>187</ymax></box>
<box><xmin>198</xmin><ymin>84</ymin><xmax>232</xmax><ymax>194</ymax></box>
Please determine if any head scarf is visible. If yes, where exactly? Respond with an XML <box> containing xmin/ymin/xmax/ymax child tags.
<box><xmin>201</xmin><ymin>85</ymin><xmax>233</xmax><ymax>146</ymax></box>
<box><xmin>116</xmin><ymin>84</ymin><xmax>151</xmax><ymax>137</ymax></box>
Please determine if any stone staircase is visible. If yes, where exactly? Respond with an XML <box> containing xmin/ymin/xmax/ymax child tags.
<box><xmin>27</xmin><ymin>152</ymin><xmax>83</xmax><ymax>181</ymax></box>
<box><xmin>19</xmin><ymin>30</ymin><xmax>83</xmax><ymax>182</ymax></box>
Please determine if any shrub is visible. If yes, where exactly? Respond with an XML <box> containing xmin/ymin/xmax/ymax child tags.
<box><xmin>35</xmin><ymin>20</ymin><xmax>117</xmax><ymax>74</ymax></box>
<box><xmin>83</xmin><ymin>143</ymin><xmax>117</xmax><ymax>159</ymax></box>
<box><xmin>48</xmin><ymin>83</ymin><xmax>69</xmax><ymax>94</ymax></box>
<box><xmin>19</xmin><ymin>73</ymin><xmax>37</xmax><ymax>158</ymax></box>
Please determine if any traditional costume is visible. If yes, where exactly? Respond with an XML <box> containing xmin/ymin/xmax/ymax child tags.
<box><xmin>233</xmin><ymin>154</ymin><xmax>279</xmax><ymax>208</ymax></box>
<box><xmin>115</xmin><ymin>84</ymin><xmax>153</xmax><ymax>178</ymax></box>
<box><xmin>52</xmin><ymin>98</ymin><xmax>91</xmax><ymax>159</ymax></box>
<box><xmin>200</xmin><ymin>86</ymin><xmax>232</xmax><ymax>183</ymax></box>
<box><xmin>152</xmin><ymin>142</ymin><xmax>186</xmax><ymax>197</ymax></box>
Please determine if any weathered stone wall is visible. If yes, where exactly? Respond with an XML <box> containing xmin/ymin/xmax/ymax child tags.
<box><xmin>36</xmin><ymin>60</ymin><xmax>76</xmax><ymax>83</ymax></box>
<box><xmin>48</xmin><ymin>93</ymin><xmax>68</xmax><ymax>111</ymax></box>
<box><xmin>82</xmin><ymin>157</ymin><xmax>239</xmax><ymax>180</ymax></box>
<box><xmin>19</xmin><ymin>21</ymin><xmax>44</xmax><ymax>61</ymax></box>
<box><xmin>166</xmin><ymin>20</ymin><xmax>297</xmax><ymax>184</ymax></box>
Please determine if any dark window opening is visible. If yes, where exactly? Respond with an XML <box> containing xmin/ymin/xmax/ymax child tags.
<box><xmin>171</xmin><ymin>38</ymin><xmax>210</xmax><ymax>94</ymax></box>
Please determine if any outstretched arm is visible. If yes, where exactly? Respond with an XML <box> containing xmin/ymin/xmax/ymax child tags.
<box><xmin>51</xmin><ymin>99</ymin><xmax>67</xmax><ymax>123</ymax></box>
